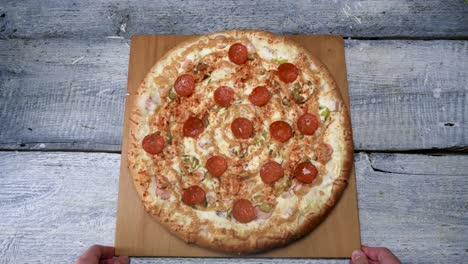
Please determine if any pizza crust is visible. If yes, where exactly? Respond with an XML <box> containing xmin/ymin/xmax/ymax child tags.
<box><xmin>127</xmin><ymin>30</ymin><xmax>354</xmax><ymax>254</ymax></box>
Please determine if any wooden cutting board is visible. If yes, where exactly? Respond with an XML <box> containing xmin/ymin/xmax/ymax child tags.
<box><xmin>115</xmin><ymin>35</ymin><xmax>361</xmax><ymax>258</ymax></box>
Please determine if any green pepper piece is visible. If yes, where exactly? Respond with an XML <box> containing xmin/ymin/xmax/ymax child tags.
<box><xmin>273</xmin><ymin>58</ymin><xmax>288</xmax><ymax>64</ymax></box>
<box><xmin>291</xmin><ymin>82</ymin><xmax>307</xmax><ymax>104</ymax></box>
<box><xmin>259</xmin><ymin>203</ymin><xmax>272</xmax><ymax>212</ymax></box>
<box><xmin>202</xmin><ymin>113</ymin><xmax>210</xmax><ymax>128</ymax></box>
<box><xmin>191</xmin><ymin>157</ymin><xmax>199</xmax><ymax>169</ymax></box>
<box><xmin>239</xmin><ymin>148</ymin><xmax>249</xmax><ymax>158</ymax></box>
<box><xmin>204</xmin><ymin>171</ymin><xmax>212</xmax><ymax>180</ymax></box>
<box><xmin>168</xmin><ymin>89</ymin><xmax>176</xmax><ymax>101</ymax></box>
<box><xmin>166</xmin><ymin>131</ymin><xmax>173</xmax><ymax>144</ymax></box>
<box><xmin>275</xmin><ymin>186</ymin><xmax>286</xmax><ymax>196</ymax></box>
<box><xmin>320</xmin><ymin>106</ymin><xmax>330</xmax><ymax>120</ymax></box>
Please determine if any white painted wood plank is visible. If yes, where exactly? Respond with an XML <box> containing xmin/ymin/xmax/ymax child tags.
<box><xmin>0</xmin><ymin>0</ymin><xmax>467</xmax><ymax>39</ymax></box>
<box><xmin>0</xmin><ymin>38</ymin><xmax>466</xmax><ymax>151</ymax></box>
<box><xmin>0</xmin><ymin>38</ymin><xmax>129</xmax><ymax>152</ymax></box>
<box><xmin>0</xmin><ymin>151</ymin><xmax>466</xmax><ymax>263</ymax></box>
<box><xmin>347</xmin><ymin>40</ymin><xmax>468</xmax><ymax>151</ymax></box>
<box><xmin>0</xmin><ymin>152</ymin><xmax>119</xmax><ymax>263</ymax></box>
<box><xmin>354</xmin><ymin>153</ymin><xmax>468</xmax><ymax>264</ymax></box>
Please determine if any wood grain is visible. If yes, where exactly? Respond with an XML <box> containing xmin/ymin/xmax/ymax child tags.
<box><xmin>0</xmin><ymin>38</ymin><xmax>466</xmax><ymax>151</ymax></box>
<box><xmin>0</xmin><ymin>151</ymin><xmax>466</xmax><ymax>263</ymax></box>
<box><xmin>0</xmin><ymin>0</ymin><xmax>467</xmax><ymax>39</ymax></box>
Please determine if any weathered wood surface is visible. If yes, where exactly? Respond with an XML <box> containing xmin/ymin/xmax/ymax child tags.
<box><xmin>0</xmin><ymin>1</ymin><xmax>467</xmax><ymax>263</ymax></box>
<box><xmin>346</xmin><ymin>40</ymin><xmax>468</xmax><ymax>151</ymax></box>
<box><xmin>0</xmin><ymin>38</ymin><xmax>129</xmax><ymax>152</ymax></box>
<box><xmin>0</xmin><ymin>39</ymin><xmax>466</xmax><ymax>152</ymax></box>
<box><xmin>0</xmin><ymin>151</ymin><xmax>466</xmax><ymax>263</ymax></box>
<box><xmin>0</xmin><ymin>0</ymin><xmax>468</xmax><ymax>39</ymax></box>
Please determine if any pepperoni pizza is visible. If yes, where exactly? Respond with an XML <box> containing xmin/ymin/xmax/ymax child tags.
<box><xmin>127</xmin><ymin>30</ymin><xmax>353</xmax><ymax>253</ymax></box>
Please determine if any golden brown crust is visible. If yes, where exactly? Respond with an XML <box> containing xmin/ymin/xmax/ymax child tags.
<box><xmin>127</xmin><ymin>29</ymin><xmax>354</xmax><ymax>254</ymax></box>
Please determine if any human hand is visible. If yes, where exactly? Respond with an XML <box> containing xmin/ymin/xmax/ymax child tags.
<box><xmin>75</xmin><ymin>245</ymin><xmax>129</xmax><ymax>264</ymax></box>
<box><xmin>350</xmin><ymin>246</ymin><xmax>401</xmax><ymax>264</ymax></box>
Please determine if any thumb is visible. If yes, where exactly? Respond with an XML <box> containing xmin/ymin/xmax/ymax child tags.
<box><xmin>351</xmin><ymin>249</ymin><xmax>369</xmax><ymax>264</ymax></box>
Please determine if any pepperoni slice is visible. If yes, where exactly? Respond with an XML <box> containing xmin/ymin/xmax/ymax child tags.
<box><xmin>182</xmin><ymin>185</ymin><xmax>206</xmax><ymax>205</ymax></box>
<box><xmin>294</xmin><ymin>162</ymin><xmax>318</xmax><ymax>184</ymax></box>
<box><xmin>214</xmin><ymin>86</ymin><xmax>234</xmax><ymax>107</ymax></box>
<box><xmin>231</xmin><ymin>117</ymin><xmax>254</xmax><ymax>139</ymax></box>
<box><xmin>174</xmin><ymin>74</ymin><xmax>195</xmax><ymax>97</ymax></box>
<box><xmin>232</xmin><ymin>199</ymin><xmax>256</xmax><ymax>223</ymax></box>
<box><xmin>278</xmin><ymin>63</ymin><xmax>299</xmax><ymax>83</ymax></box>
<box><xmin>142</xmin><ymin>133</ymin><xmax>166</xmax><ymax>155</ymax></box>
<box><xmin>260</xmin><ymin>161</ymin><xmax>284</xmax><ymax>184</ymax></box>
<box><xmin>297</xmin><ymin>113</ymin><xmax>319</xmax><ymax>135</ymax></box>
<box><xmin>269</xmin><ymin>121</ymin><xmax>293</xmax><ymax>143</ymax></box>
<box><xmin>248</xmin><ymin>86</ymin><xmax>271</xmax><ymax>107</ymax></box>
<box><xmin>228</xmin><ymin>43</ymin><xmax>248</xmax><ymax>65</ymax></box>
<box><xmin>205</xmin><ymin>155</ymin><xmax>227</xmax><ymax>177</ymax></box>
<box><xmin>183</xmin><ymin>116</ymin><xmax>204</xmax><ymax>138</ymax></box>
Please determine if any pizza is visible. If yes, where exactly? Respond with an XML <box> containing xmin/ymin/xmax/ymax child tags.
<box><xmin>127</xmin><ymin>30</ymin><xmax>353</xmax><ymax>253</ymax></box>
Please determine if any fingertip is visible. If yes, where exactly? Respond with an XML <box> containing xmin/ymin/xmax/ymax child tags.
<box><xmin>361</xmin><ymin>245</ymin><xmax>369</xmax><ymax>253</ymax></box>
<box><xmin>117</xmin><ymin>256</ymin><xmax>130</xmax><ymax>264</ymax></box>
<box><xmin>361</xmin><ymin>245</ymin><xmax>379</xmax><ymax>255</ymax></box>
<box><xmin>352</xmin><ymin>249</ymin><xmax>370</xmax><ymax>264</ymax></box>
<box><xmin>351</xmin><ymin>249</ymin><xmax>364</xmax><ymax>260</ymax></box>
<box><xmin>87</xmin><ymin>244</ymin><xmax>115</xmax><ymax>259</ymax></box>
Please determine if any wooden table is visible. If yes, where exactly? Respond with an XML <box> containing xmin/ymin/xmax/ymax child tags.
<box><xmin>0</xmin><ymin>1</ymin><xmax>467</xmax><ymax>263</ymax></box>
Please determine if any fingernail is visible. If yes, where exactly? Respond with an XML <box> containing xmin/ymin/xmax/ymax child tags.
<box><xmin>352</xmin><ymin>250</ymin><xmax>363</xmax><ymax>260</ymax></box>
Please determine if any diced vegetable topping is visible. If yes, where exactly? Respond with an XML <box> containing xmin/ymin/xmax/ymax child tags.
<box><xmin>204</xmin><ymin>171</ymin><xmax>212</xmax><ymax>180</ymax></box>
<box><xmin>165</xmin><ymin>131</ymin><xmax>173</xmax><ymax>144</ymax></box>
<box><xmin>239</xmin><ymin>148</ymin><xmax>249</xmax><ymax>158</ymax></box>
<box><xmin>259</xmin><ymin>203</ymin><xmax>272</xmax><ymax>212</ymax></box>
<box><xmin>281</xmin><ymin>96</ymin><xmax>291</xmax><ymax>106</ymax></box>
<box><xmin>275</xmin><ymin>186</ymin><xmax>286</xmax><ymax>196</ymax></box>
<box><xmin>240</xmin><ymin>174</ymin><xmax>255</xmax><ymax>181</ymax></box>
<box><xmin>273</xmin><ymin>58</ymin><xmax>288</xmax><ymax>64</ymax></box>
<box><xmin>319</xmin><ymin>105</ymin><xmax>330</xmax><ymax>121</ymax></box>
<box><xmin>194</xmin><ymin>62</ymin><xmax>208</xmax><ymax>74</ymax></box>
<box><xmin>168</xmin><ymin>89</ymin><xmax>176</xmax><ymax>101</ymax></box>
<box><xmin>202</xmin><ymin>113</ymin><xmax>210</xmax><ymax>127</ymax></box>
<box><xmin>291</xmin><ymin>82</ymin><xmax>308</xmax><ymax>104</ymax></box>
<box><xmin>182</xmin><ymin>155</ymin><xmax>200</xmax><ymax>169</ymax></box>
<box><xmin>253</xmin><ymin>131</ymin><xmax>267</xmax><ymax>146</ymax></box>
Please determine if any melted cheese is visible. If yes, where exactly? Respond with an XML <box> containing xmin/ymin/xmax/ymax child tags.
<box><xmin>182</xmin><ymin>137</ymin><xmax>202</xmax><ymax>158</ymax></box>
<box><xmin>214</xmin><ymin>127</ymin><xmax>230</xmax><ymax>154</ymax></box>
